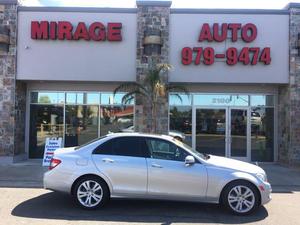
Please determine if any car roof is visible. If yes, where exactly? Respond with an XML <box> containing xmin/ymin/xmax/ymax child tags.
<box><xmin>106</xmin><ymin>132</ymin><xmax>174</xmax><ymax>141</ymax></box>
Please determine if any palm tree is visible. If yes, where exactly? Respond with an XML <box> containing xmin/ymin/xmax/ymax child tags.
<box><xmin>113</xmin><ymin>63</ymin><xmax>189</xmax><ymax>133</ymax></box>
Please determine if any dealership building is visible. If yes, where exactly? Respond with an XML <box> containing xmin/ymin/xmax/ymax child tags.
<box><xmin>0</xmin><ymin>0</ymin><xmax>300</xmax><ymax>166</ymax></box>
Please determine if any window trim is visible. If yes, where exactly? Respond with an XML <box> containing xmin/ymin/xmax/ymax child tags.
<box><xmin>144</xmin><ymin>137</ymin><xmax>198</xmax><ymax>163</ymax></box>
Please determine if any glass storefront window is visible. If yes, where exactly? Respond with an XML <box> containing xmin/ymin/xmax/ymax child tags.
<box><xmin>251</xmin><ymin>95</ymin><xmax>274</xmax><ymax>107</ymax></box>
<box><xmin>66</xmin><ymin>93</ymin><xmax>100</xmax><ymax>105</ymax></box>
<box><xmin>29</xmin><ymin>91</ymin><xmax>134</xmax><ymax>158</ymax></box>
<box><xmin>194</xmin><ymin>94</ymin><xmax>249</xmax><ymax>106</ymax></box>
<box><xmin>66</xmin><ymin>93</ymin><xmax>83</xmax><ymax>104</ymax></box>
<box><xmin>169</xmin><ymin>93</ymin><xmax>275</xmax><ymax>162</ymax></box>
<box><xmin>169</xmin><ymin>106</ymin><xmax>192</xmax><ymax>146</ymax></box>
<box><xmin>100</xmin><ymin>105</ymin><xmax>134</xmax><ymax>136</ymax></box>
<box><xmin>29</xmin><ymin>104</ymin><xmax>64</xmax><ymax>158</ymax></box>
<box><xmin>169</xmin><ymin>94</ymin><xmax>192</xmax><ymax>106</ymax></box>
<box><xmin>86</xmin><ymin>93</ymin><xmax>100</xmax><ymax>104</ymax></box>
<box><xmin>251</xmin><ymin>107</ymin><xmax>274</xmax><ymax>162</ymax></box>
<box><xmin>101</xmin><ymin>93</ymin><xmax>134</xmax><ymax>105</ymax></box>
<box><xmin>65</xmin><ymin>105</ymin><xmax>99</xmax><ymax>147</ymax></box>
<box><xmin>31</xmin><ymin>92</ymin><xmax>65</xmax><ymax>104</ymax></box>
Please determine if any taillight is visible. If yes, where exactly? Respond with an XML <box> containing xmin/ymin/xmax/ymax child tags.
<box><xmin>49</xmin><ymin>158</ymin><xmax>61</xmax><ymax>170</ymax></box>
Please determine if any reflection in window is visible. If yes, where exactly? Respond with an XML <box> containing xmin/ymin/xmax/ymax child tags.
<box><xmin>31</xmin><ymin>92</ymin><xmax>65</xmax><ymax>104</ymax></box>
<box><xmin>251</xmin><ymin>95</ymin><xmax>274</xmax><ymax>107</ymax></box>
<box><xmin>65</xmin><ymin>105</ymin><xmax>99</xmax><ymax>147</ymax></box>
<box><xmin>169</xmin><ymin>94</ymin><xmax>192</xmax><ymax>106</ymax></box>
<box><xmin>194</xmin><ymin>94</ymin><xmax>249</xmax><ymax>106</ymax></box>
<box><xmin>87</xmin><ymin>93</ymin><xmax>100</xmax><ymax>104</ymax></box>
<box><xmin>66</xmin><ymin>93</ymin><xmax>100</xmax><ymax>104</ymax></box>
<box><xmin>230</xmin><ymin>109</ymin><xmax>247</xmax><ymax>157</ymax></box>
<box><xmin>29</xmin><ymin>91</ymin><xmax>136</xmax><ymax>159</ymax></box>
<box><xmin>169</xmin><ymin>106</ymin><xmax>192</xmax><ymax>146</ymax></box>
<box><xmin>251</xmin><ymin>107</ymin><xmax>274</xmax><ymax>162</ymax></box>
<box><xmin>146</xmin><ymin>138</ymin><xmax>188</xmax><ymax>161</ymax></box>
<box><xmin>196</xmin><ymin>109</ymin><xmax>226</xmax><ymax>156</ymax></box>
<box><xmin>100</xmin><ymin>105</ymin><xmax>134</xmax><ymax>136</ymax></box>
<box><xmin>101</xmin><ymin>93</ymin><xmax>134</xmax><ymax>105</ymax></box>
<box><xmin>29</xmin><ymin>105</ymin><xmax>64</xmax><ymax>158</ymax></box>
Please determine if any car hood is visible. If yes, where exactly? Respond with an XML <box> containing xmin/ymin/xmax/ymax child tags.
<box><xmin>205</xmin><ymin>155</ymin><xmax>265</xmax><ymax>174</ymax></box>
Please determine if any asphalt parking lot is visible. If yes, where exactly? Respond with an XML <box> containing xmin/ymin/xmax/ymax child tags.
<box><xmin>0</xmin><ymin>163</ymin><xmax>300</xmax><ymax>225</ymax></box>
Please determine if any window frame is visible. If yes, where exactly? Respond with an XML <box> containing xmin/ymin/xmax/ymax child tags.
<box><xmin>144</xmin><ymin>137</ymin><xmax>193</xmax><ymax>162</ymax></box>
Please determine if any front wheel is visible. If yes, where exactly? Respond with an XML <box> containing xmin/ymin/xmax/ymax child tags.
<box><xmin>73</xmin><ymin>176</ymin><xmax>110</xmax><ymax>209</ymax></box>
<box><xmin>222</xmin><ymin>180</ymin><xmax>260</xmax><ymax>215</ymax></box>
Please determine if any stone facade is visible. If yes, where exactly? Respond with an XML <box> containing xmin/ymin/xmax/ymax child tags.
<box><xmin>278</xmin><ymin>5</ymin><xmax>300</xmax><ymax>166</ymax></box>
<box><xmin>14</xmin><ymin>81</ymin><xmax>26</xmax><ymax>156</ymax></box>
<box><xmin>135</xmin><ymin>1</ymin><xmax>171</xmax><ymax>134</ymax></box>
<box><xmin>0</xmin><ymin>0</ymin><xmax>25</xmax><ymax>161</ymax></box>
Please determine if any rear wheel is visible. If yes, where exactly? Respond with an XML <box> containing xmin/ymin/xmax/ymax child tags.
<box><xmin>73</xmin><ymin>176</ymin><xmax>109</xmax><ymax>209</ymax></box>
<box><xmin>222</xmin><ymin>180</ymin><xmax>260</xmax><ymax>215</ymax></box>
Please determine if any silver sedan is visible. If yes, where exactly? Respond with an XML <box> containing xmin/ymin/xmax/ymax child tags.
<box><xmin>44</xmin><ymin>133</ymin><xmax>271</xmax><ymax>215</ymax></box>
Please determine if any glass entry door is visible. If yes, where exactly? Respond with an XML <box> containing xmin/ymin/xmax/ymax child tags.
<box><xmin>229</xmin><ymin>108</ymin><xmax>250</xmax><ymax>161</ymax></box>
<box><xmin>194</xmin><ymin>107</ymin><xmax>250</xmax><ymax>161</ymax></box>
<box><xmin>195</xmin><ymin>108</ymin><xmax>227</xmax><ymax>157</ymax></box>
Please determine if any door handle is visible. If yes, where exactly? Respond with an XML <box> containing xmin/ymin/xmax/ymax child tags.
<box><xmin>151</xmin><ymin>163</ymin><xmax>163</xmax><ymax>168</ymax></box>
<box><xmin>102</xmin><ymin>158</ymin><xmax>114</xmax><ymax>163</ymax></box>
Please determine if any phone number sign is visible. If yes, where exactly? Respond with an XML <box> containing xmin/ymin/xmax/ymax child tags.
<box><xmin>181</xmin><ymin>23</ymin><xmax>271</xmax><ymax>66</ymax></box>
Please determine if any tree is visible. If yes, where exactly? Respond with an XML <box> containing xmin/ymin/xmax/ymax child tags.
<box><xmin>113</xmin><ymin>63</ymin><xmax>189</xmax><ymax>133</ymax></box>
<box><xmin>38</xmin><ymin>95</ymin><xmax>51</xmax><ymax>104</ymax></box>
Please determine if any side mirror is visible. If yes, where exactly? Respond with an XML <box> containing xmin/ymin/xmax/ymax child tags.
<box><xmin>185</xmin><ymin>155</ymin><xmax>195</xmax><ymax>165</ymax></box>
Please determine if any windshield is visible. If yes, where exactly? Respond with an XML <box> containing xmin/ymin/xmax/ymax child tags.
<box><xmin>74</xmin><ymin>135</ymin><xmax>107</xmax><ymax>150</ymax></box>
<box><xmin>173</xmin><ymin>139</ymin><xmax>207</xmax><ymax>160</ymax></box>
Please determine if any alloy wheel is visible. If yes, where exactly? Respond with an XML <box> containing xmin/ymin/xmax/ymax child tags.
<box><xmin>77</xmin><ymin>180</ymin><xmax>103</xmax><ymax>208</ymax></box>
<box><xmin>227</xmin><ymin>185</ymin><xmax>255</xmax><ymax>213</ymax></box>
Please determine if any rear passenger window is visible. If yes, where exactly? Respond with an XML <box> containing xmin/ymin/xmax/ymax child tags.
<box><xmin>113</xmin><ymin>137</ymin><xmax>142</xmax><ymax>157</ymax></box>
<box><xmin>93</xmin><ymin>137</ymin><xmax>148</xmax><ymax>158</ymax></box>
<box><xmin>93</xmin><ymin>139</ymin><xmax>113</xmax><ymax>155</ymax></box>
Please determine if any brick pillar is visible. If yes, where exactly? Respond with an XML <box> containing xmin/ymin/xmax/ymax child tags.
<box><xmin>278</xmin><ymin>4</ymin><xmax>300</xmax><ymax>166</ymax></box>
<box><xmin>135</xmin><ymin>0</ymin><xmax>171</xmax><ymax>134</ymax></box>
<box><xmin>0</xmin><ymin>0</ymin><xmax>25</xmax><ymax>163</ymax></box>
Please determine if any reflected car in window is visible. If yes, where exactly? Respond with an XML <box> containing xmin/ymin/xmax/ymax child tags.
<box><xmin>44</xmin><ymin>133</ymin><xmax>271</xmax><ymax>215</ymax></box>
<box><xmin>119</xmin><ymin>126</ymin><xmax>185</xmax><ymax>142</ymax></box>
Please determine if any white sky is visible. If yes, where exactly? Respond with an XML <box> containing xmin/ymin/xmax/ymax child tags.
<box><xmin>19</xmin><ymin>0</ymin><xmax>300</xmax><ymax>9</ymax></box>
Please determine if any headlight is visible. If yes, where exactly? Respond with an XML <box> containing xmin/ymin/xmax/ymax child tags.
<box><xmin>256</xmin><ymin>173</ymin><xmax>267</xmax><ymax>182</ymax></box>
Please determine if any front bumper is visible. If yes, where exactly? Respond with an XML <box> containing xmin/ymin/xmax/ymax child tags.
<box><xmin>259</xmin><ymin>181</ymin><xmax>272</xmax><ymax>205</ymax></box>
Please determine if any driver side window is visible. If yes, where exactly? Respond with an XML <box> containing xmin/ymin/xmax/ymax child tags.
<box><xmin>145</xmin><ymin>138</ymin><xmax>188</xmax><ymax>162</ymax></box>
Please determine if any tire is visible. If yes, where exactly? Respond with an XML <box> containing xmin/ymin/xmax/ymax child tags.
<box><xmin>73</xmin><ymin>176</ymin><xmax>110</xmax><ymax>209</ymax></box>
<box><xmin>221</xmin><ymin>180</ymin><xmax>260</xmax><ymax>215</ymax></box>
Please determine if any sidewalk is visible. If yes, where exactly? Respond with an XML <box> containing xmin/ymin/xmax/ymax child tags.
<box><xmin>0</xmin><ymin>161</ymin><xmax>299</xmax><ymax>191</ymax></box>
<box><xmin>0</xmin><ymin>160</ymin><xmax>46</xmax><ymax>188</ymax></box>
<box><xmin>259</xmin><ymin>163</ymin><xmax>300</xmax><ymax>193</ymax></box>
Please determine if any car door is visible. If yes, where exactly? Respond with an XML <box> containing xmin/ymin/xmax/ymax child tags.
<box><xmin>91</xmin><ymin>136</ymin><xmax>148</xmax><ymax>196</ymax></box>
<box><xmin>145</xmin><ymin>138</ymin><xmax>207</xmax><ymax>199</ymax></box>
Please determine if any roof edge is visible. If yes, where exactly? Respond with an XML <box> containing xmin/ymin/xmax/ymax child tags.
<box><xmin>285</xmin><ymin>2</ymin><xmax>300</xmax><ymax>9</ymax></box>
<box><xmin>136</xmin><ymin>1</ymin><xmax>172</xmax><ymax>7</ymax></box>
<box><xmin>0</xmin><ymin>0</ymin><xmax>18</xmax><ymax>4</ymax></box>
<box><xmin>170</xmin><ymin>8</ymin><xmax>289</xmax><ymax>15</ymax></box>
<box><xmin>17</xmin><ymin>6</ymin><xmax>137</xmax><ymax>13</ymax></box>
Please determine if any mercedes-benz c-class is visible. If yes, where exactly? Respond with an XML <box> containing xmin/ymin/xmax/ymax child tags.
<box><xmin>44</xmin><ymin>133</ymin><xmax>271</xmax><ymax>215</ymax></box>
